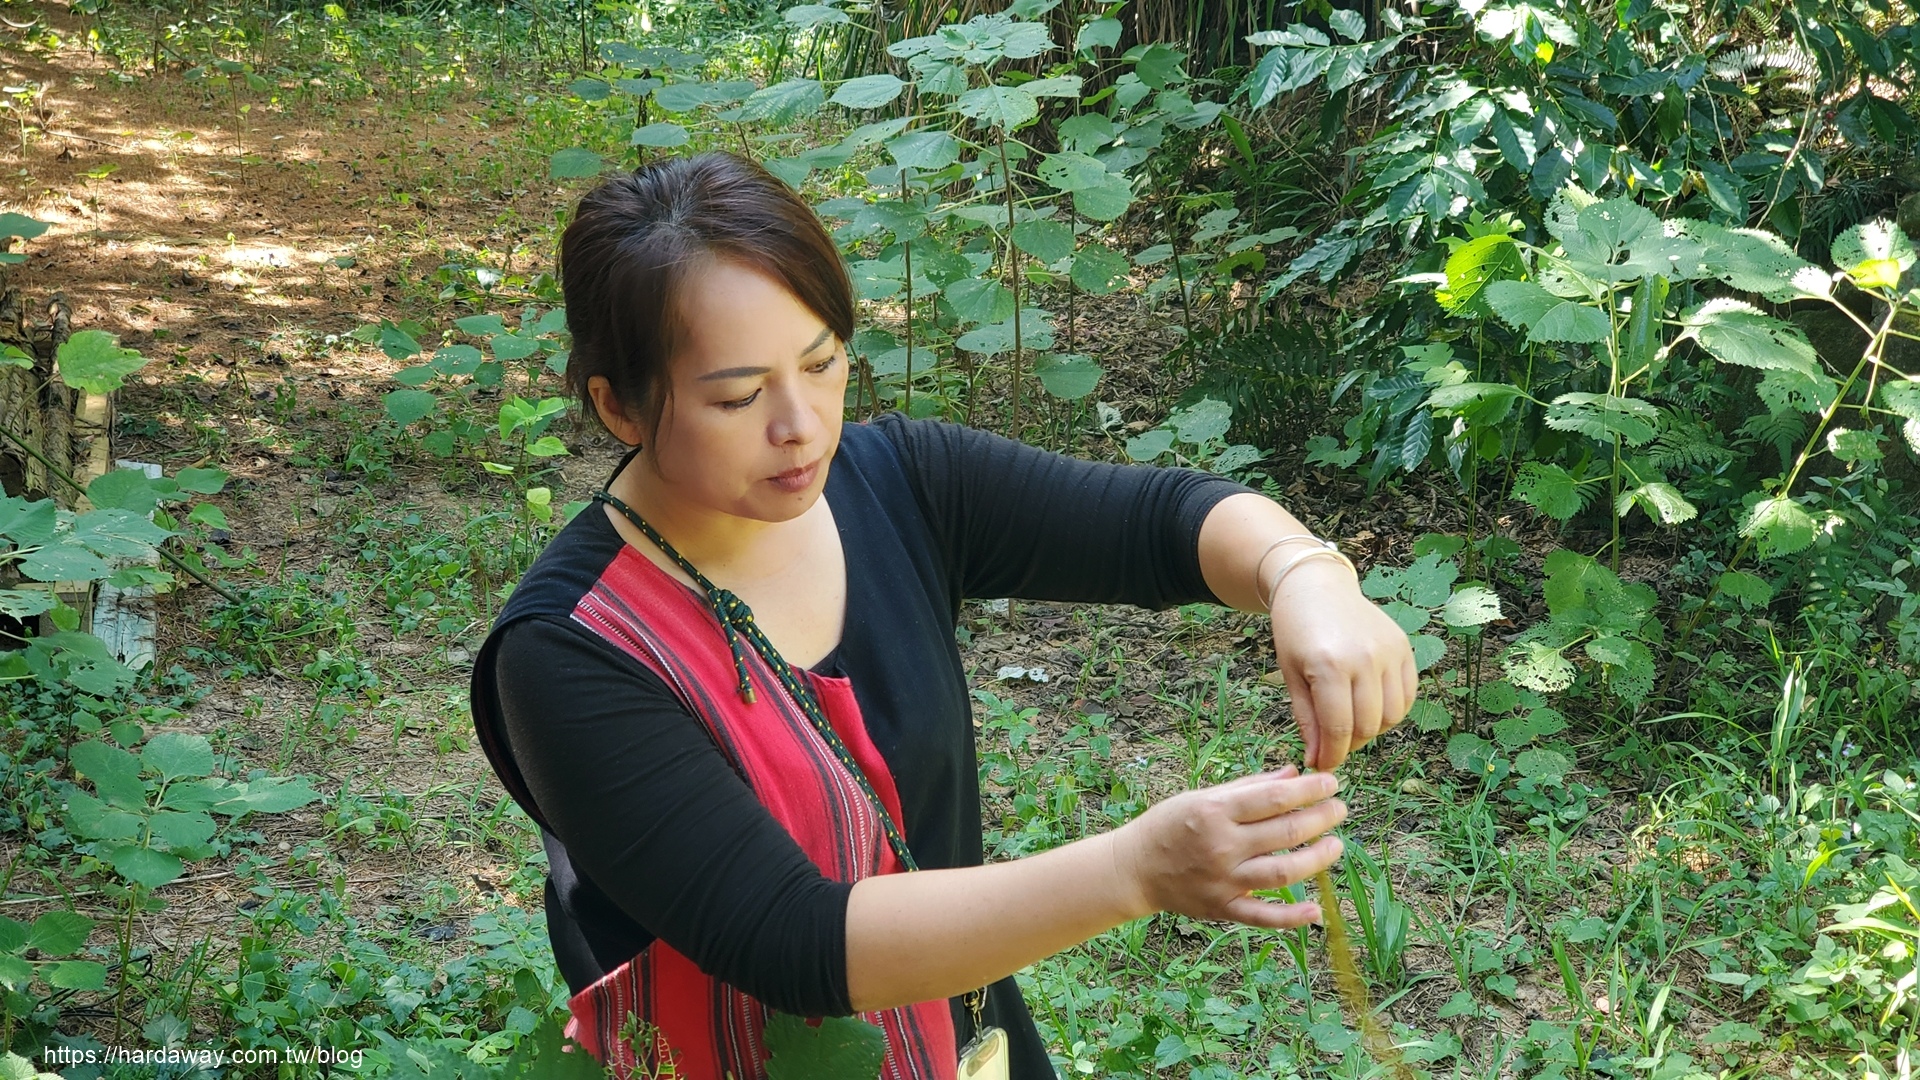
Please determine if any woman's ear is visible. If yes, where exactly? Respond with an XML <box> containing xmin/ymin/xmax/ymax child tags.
<box><xmin>588</xmin><ymin>376</ymin><xmax>648</xmax><ymax>446</ymax></box>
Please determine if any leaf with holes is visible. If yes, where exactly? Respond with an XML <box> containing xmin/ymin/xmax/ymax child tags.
<box><xmin>1618</xmin><ymin>481</ymin><xmax>1696</xmax><ymax>525</ymax></box>
<box><xmin>1441</xmin><ymin>586</ymin><xmax>1503</xmax><ymax>628</ymax></box>
<box><xmin>1515</xmin><ymin>747</ymin><xmax>1572</xmax><ymax>782</ymax></box>
<box><xmin>1505</xmin><ymin>640</ymin><xmax>1576</xmax><ymax>693</ymax></box>
<box><xmin>1831</xmin><ymin>219</ymin><xmax>1915</xmax><ymax>290</ymax></box>
<box><xmin>1012</xmin><ymin>219</ymin><xmax>1073</xmax><ymax>263</ymax></box>
<box><xmin>1546</xmin><ymin>393</ymin><xmax>1659</xmax><ymax>446</ymax></box>
<box><xmin>1070</xmin><ymin>246</ymin><xmax>1129</xmax><ymax>294</ymax></box>
<box><xmin>1679</xmin><ymin>299</ymin><xmax>1820</xmax><ymax>376</ymax></box>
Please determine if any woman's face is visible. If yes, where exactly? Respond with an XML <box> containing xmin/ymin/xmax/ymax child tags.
<box><xmin>601</xmin><ymin>258</ymin><xmax>848</xmax><ymax>523</ymax></box>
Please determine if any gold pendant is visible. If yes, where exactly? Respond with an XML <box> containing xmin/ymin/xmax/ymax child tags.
<box><xmin>957</xmin><ymin>1025</ymin><xmax>1008</xmax><ymax>1080</ymax></box>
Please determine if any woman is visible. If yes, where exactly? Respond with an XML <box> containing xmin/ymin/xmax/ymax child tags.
<box><xmin>470</xmin><ymin>151</ymin><xmax>1415</xmax><ymax>1080</ymax></box>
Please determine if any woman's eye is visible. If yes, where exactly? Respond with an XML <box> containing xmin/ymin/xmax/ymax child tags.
<box><xmin>721</xmin><ymin>392</ymin><xmax>758</xmax><ymax>411</ymax></box>
<box><xmin>812</xmin><ymin>354</ymin><xmax>839</xmax><ymax>373</ymax></box>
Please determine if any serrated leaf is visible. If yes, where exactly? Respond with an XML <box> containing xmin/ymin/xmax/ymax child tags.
<box><xmin>1011</xmin><ymin>219</ymin><xmax>1073</xmax><ymax>263</ymax></box>
<box><xmin>20</xmin><ymin>545</ymin><xmax>109</xmax><ymax>582</ymax></box>
<box><xmin>886</xmin><ymin>130</ymin><xmax>960</xmax><ymax>171</ymax></box>
<box><xmin>1546</xmin><ymin>393</ymin><xmax>1659</xmax><ymax>446</ymax></box>
<box><xmin>1407</xmin><ymin>699</ymin><xmax>1452</xmax><ymax>732</ymax></box>
<box><xmin>1071</xmin><ymin>173</ymin><xmax>1134</xmax><ymax>222</ymax></box>
<box><xmin>1504</xmin><ymin>640</ymin><xmax>1576</xmax><ymax>693</ymax></box>
<box><xmin>1741</xmin><ymin>496</ymin><xmax>1817</xmax><ymax>558</ymax></box>
<box><xmin>101</xmin><ymin>843</ymin><xmax>184</xmax><ymax>888</ymax></box>
<box><xmin>1437</xmin><ymin>234</ymin><xmax>1524</xmax><ymax>316</ymax></box>
<box><xmin>44</xmin><ymin>960</ymin><xmax>107</xmax><ymax>991</ymax></box>
<box><xmin>455</xmin><ymin>314</ymin><xmax>507</xmax><ymax>337</ymax></box>
<box><xmin>71</xmin><ymin>740</ymin><xmax>147</xmax><ymax>808</ymax></box>
<box><xmin>142</xmin><ymin>732</ymin><xmax>214</xmax><ymax>781</ymax></box>
<box><xmin>1038</xmin><ymin>151</ymin><xmax>1109</xmax><ymax>193</ymax></box>
<box><xmin>1513</xmin><ymin>461</ymin><xmax>1587</xmax><ymax>520</ymax></box>
<box><xmin>1679</xmin><ymin>299</ymin><xmax>1819</xmax><ymax>376</ymax></box>
<box><xmin>26</xmin><ymin>910</ymin><xmax>91</xmax><ymax>955</ymax></box>
<box><xmin>1622</xmin><ymin>481</ymin><xmax>1696</xmax><ymax>524</ymax></box>
<box><xmin>1441</xmin><ymin>586</ymin><xmax>1503</xmax><ymax>627</ymax></box>
<box><xmin>55</xmin><ymin>330</ymin><xmax>148</xmax><ymax>395</ymax></box>
<box><xmin>1832</xmin><ymin>219</ymin><xmax>1915</xmax><ymax>289</ymax></box>
<box><xmin>763</xmin><ymin>1013</ymin><xmax>888</xmax><ymax>1080</ymax></box>
<box><xmin>1717</xmin><ymin>570</ymin><xmax>1772</xmax><ymax>606</ymax></box>
<box><xmin>830</xmin><ymin>74</ymin><xmax>905</xmax><ymax>109</ymax></box>
<box><xmin>1411</xmin><ymin>632</ymin><xmax>1447</xmax><ymax>671</ymax></box>
<box><xmin>1447</xmin><ymin>732</ymin><xmax>1495</xmax><ymax>773</ymax></box>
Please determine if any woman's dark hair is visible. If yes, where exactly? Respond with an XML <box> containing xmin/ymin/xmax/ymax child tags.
<box><xmin>558</xmin><ymin>151</ymin><xmax>855</xmax><ymax>446</ymax></box>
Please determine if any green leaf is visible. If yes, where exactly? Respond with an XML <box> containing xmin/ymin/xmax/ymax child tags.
<box><xmin>1011</xmin><ymin>219</ymin><xmax>1073</xmax><ymax>263</ymax></box>
<box><xmin>55</xmin><ymin>330</ymin><xmax>148</xmax><ymax>395</ymax></box>
<box><xmin>1620</xmin><ymin>481</ymin><xmax>1696</xmax><ymax>524</ymax></box>
<box><xmin>1717</xmin><ymin>570</ymin><xmax>1773</xmax><ymax>606</ymax></box>
<box><xmin>20</xmin><ymin>545</ymin><xmax>109</xmax><ymax>583</ymax></box>
<box><xmin>549</xmin><ymin>148</ymin><xmax>604</xmax><ymax>179</ymax></box>
<box><xmin>630</xmin><ymin>122</ymin><xmax>690</xmax><ymax>147</ymax></box>
<box><xmin>1410</xmin><ymin>632</ymin><xmax>1447</xmax><ymax>671</ymax></box>
<box><xmin>0</xmin><ymin>589</ymin><xmax>56</xmax><ymax>618</ymax></box>
<box><xmin>1504</xmin><ymin>640</ymin><xmax>1576</xmax><ymax>693</ymax></box>
<box><xmin>491</xmin><ymin>333</ymin><xmax>541</xmax><ymax>361</ymax></box>
<box><xmin>1036</xmin><ymin>151</ymin><xmax>1108</xmax><ymax>193</ymax></box>
<box><xmin>1483</xmin><ymin>279</ymin><xmax>1559</xmax><ymax>328</ymax></box>
<box><xmin>955</xmin><ymin>310</ymin><xmax>1054</xmax><ymax>355</ymax></box>
<box><xmin>147</xmin><ymin>809</ymin><xmax>216</xmax><ymax>850</ymax></box>
<box><xmin>0</xmin><ymin>498</ymin><xmax>55</xmax><ymax>544</ymax></box>
<box><xmin>455</xmin><ymin>313</ymin><xmax>507</xmax><ymax>336</ymax></box>
<box><xmin>830</xmin><ymin>74</ymin><xmax>905</xmax><ymax>109</ymax></box>
<box><xmin>1033</xmin><ymin>353</ymin><xmax>1102</xmax><ymax>400</ymax></box>
<box><xmin>886</xmin><ymin>130</ymin><xmax>959</xmax><ymax>171</ymax></box>
<box><xmin>0</xmin><ymin>213</ymin><xmax>50</xmax><ymax>240</ymax></box>
<box><xmin>526</xmin><ymin>435</ymin><xmax>569</xmax><ymax>457</ymax></box>
<box><xmin>87</xmin><ymin>468</ymin><xmax>159</xmax><ymax>514</ymax></box>
<box><xmin>1170</xmin><ymin>398</ymin><xmax>1232</xmax><ymax>445</ymax></box>
<box><xmin>1679</xmin><ymin>299</ymin><xmax>1819</xmax><ymax>376</ymax></box>
<box><xmin>1545</xmin><ymin>393</ymin><xmax>1659</xmax><ymax>446</ymax></box>
<box><xmin>142</xmin><ymin>732</ymin><xmax>214</xmax><ymax>781</ymax></box>
<box><xmin>26</xmin><ymin>910</ymin><xmax>92</xmax><ymax>955</ymax></box>
<box><xmin>1741</xmin><ymin>496</ymin><xmax>1817</xmax><ymax>558</ymax></box>
<box><xmin>1447</xmin><ymin>732</ymin><xmax>1495</xmax><ymax>773</ymax></box>
<box><xmin>101</xmin><ymin>843</ymin><xmax>184</xmax><ymax>889</ymax></box>
<box><xmin>1400</xmin><ymin>554</ymin><xmax>1460</xmax><ymax>608</ymax></box>
<box><xmin>1126</xmin><ymin>429</ymin><xmax>1175</xmax><ymax>462</ymax></box>
<box><xmin>1071</xmin><ymin>172</ymin><xmax>1134</xmax><ymax>222</ymax></box>
<box><xmin>384</xmin><ymin>388</ymin><xmax>437</xmax><ymax>427</ymax></box>
<box><xmin>1440</xmin><ymin>586</ymin><xmax>1503</xmax><ymax>628</ymax></box>
<box><xmin>173</xmin><ymin>467</ymin><xmax>228</xmax><ymax>494</ymax></box>
<box><xmin>1514</xmin><ymin>747</ymin><xmax>1572</xmax><ymax>782</ymax></box>
<box><xmin>1831</xmin><ymin>219</ymin><xmax>1915</xmax><ymax>290</ymax></box>
<box><xmin>763</xmin><ymin>1013</ymin><xmax>888</xmax><ymax>1080</ymax></box>
<box><xmin>1130</xmin><ymin>43</ymin><xmax>1187</xmax><ymax>89</ymax></box>
<box><xmin>1493</xmin><ymin>705</ymin><xmax>1566</xmax><ymax>747</ymax></box>
<box><xmin>737</xmin><ymin>79</ymin><xmax>825</xmax><ymax>124</ymax></box>
<box><xmin>44</xmin><ymin>960</ymin><xmax>107</xmax><ymax>991</ymax></box>
<box><xmin>212</xmin><ymin>776</ymin><xmax>321</xmax><ymax>817</ymax></box>
<box><xmin>1075</xmin><ymin>17</ymin><xmax>1121</xmax><ymax>52</ymax></box>
<box><xmin>783</xmin><ymin>3</ymin><xmax>848</xmax><ymax>28</ymax></box>
<box><xmin>72</xmin><ymin>740</ymin><xmax>147</xmax><ymax>808</ymax></box>
<box><xmin>74</xmin><ymin>507</ymin><xmax>175</xmax><ymax>558</ymax></box>
<box><xmin>956</xmin><ymin>85</ymin><xmax>1038</xmax><ymax>129</ymax></box>
<box><xmin>1827</xmin><ymin>427</ymin><xmax>1883</xmax><ymax>463</ymax></box>
<box><xmin>1407</xmin><ymin>699</ymin><xmax>1452</xmax><ymax>732</ymax></box>
<box><xmin>1070</xmin><ymin>246</ymin><xmax>1129</xmax><ymax>294</ymax></box>
<box><xmin>1437</xmin><ymin>234</ymin><xmax>1524</xmax><ymax>316</ymax></box>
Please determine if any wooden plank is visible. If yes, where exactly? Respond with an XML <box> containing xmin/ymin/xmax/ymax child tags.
<box><xmin>91</xmin><ymin>460</ymin><xmax>160</xmax><ymax>670</ymax></box>
<box><xmin>31</xmin><ymin>392</ymin><xmax>113</xmax><ymax>636</ymax></box>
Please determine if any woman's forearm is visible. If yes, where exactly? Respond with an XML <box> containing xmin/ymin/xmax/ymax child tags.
<box><xmin>843</xmin><ymin>830</ymin><xmax>1148</xmax><ymax>1012</ymax></box>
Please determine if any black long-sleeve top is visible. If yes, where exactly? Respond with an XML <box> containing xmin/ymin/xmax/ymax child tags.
<box><xmin>471</xmin><ymin>410</ymin><xmax>1257</xmax><ymax>1079</ymax></box>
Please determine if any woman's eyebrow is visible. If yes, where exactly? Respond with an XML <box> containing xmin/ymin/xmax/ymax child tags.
<box><xmin>696</xmin><ymin>328</ymin><xmax>836</xmax><ymax>381</ymax></box>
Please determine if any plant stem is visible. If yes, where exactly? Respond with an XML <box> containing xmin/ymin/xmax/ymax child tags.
<box><xmin>999</xmin><ymin>131</ymin><xmax>1023</xmax><ymax>441</ymax></box>
<box><xmin>901</xmin><ymin>169</ymin><xmax>913</xmax><ymax>417</ymax></box>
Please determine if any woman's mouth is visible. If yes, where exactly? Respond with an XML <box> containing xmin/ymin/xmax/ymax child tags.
<box><xmin>768</xmin><ymin>459</ymin><xmax>819</xmax><ymax>492</ymax></box>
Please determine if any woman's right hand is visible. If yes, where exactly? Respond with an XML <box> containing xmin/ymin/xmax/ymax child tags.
<box><xmin>1110</xmin><ymin>765</ymin><xmax>1345</xmax><ymax>929</ymax></box>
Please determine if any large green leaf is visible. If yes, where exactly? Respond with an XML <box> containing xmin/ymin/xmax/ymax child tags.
<box><xmin>1037</xmin><ymin>151</ymin><xmax>1108</xmax><ymax>193</ymax></box>
<box><xmin>1681</xmin><ymin>221</ymin><xmax>1826</xmax><ymax>300</ymax></box>
<box><xmin>1513</xmin><ymin>461</ymin><xmax>1586</xmax><ymax>520</ymax></box>
<box><xmin>1440</xmin><ymin>586</ymin><xmax>1503</xmax><ymax>628</ymax></box>
<box><xmin>1070</xmin><ymin>246</ymin><xmax>1130</xmax><ymax>294</ymax></box>
<box><xmin>763</xmin><ymin>1013</ymin><xmax>887</xmax><ymax>1080</ymax></box>
<box><xmin>1618</xmin><ymin>481</ymin><xmax>1696</xmax><ymax>525</ymax></box>
<box><xmin>1679</xmin><ymin>299</ymin><xmax>1820</xmax><ymax>376</ymax></box>
<box><xmin>1011</xmin><ymin>219</ymin><xmax>1073</xmax><ymax>263</ymax></box>
<box><xmin>71</xmin><ymin>509</ymin><xmax>171</xmax><ymax>557</ymax></box>
<box><xmin>147</xmin><ymin>809</ymin><xmax>216</xmax><ymax>850</ymax></box>
<box><xmin>956</xmin><ymin>85</ymin><xmax>1038</xmax><ymax>129</ymax></box>
<box><xmin>1483</xmin><ymin>279</ymin><xmax>1608</xmax><ymax>342</ymax></box>
<box><xmin>142</xmin><ymin>732</ymin><xmax>214</xmax><ymax>781</ymax></box>
<box><xmin>71</xmin><ymin>740</ymin><xmax>147</xmax><ymax>808</ymax></box>
<box><xmin>1741</xmin><ymin>496</ymin><xmax>1817</xmax><ymax>558</ymax></box>
<box><xmin>20</xmin><ymin>544</ymin><xmax>110</xmax><ymax>583</ymax></box>
<box><xmin>1504</xmin><ymin>639</ymin><xmax>1577</xmax><ymax>693</ymax></box>
<box><xmin>1545</xmin><ymin>393</ymin><xmax>1659</xmax><ymax>446</ymax></box>
<box><xmin>55</xmin><ymin>330</ymin><xmax>148</xmax><ymax>395</ymax></box>
<box><xmin>101</xmin><ymin>843</ymin><xmax>184</xmax><ymax>889</ymax></box>
<box><xmin>1437</xmin><ymin>234</ymin><xmax>1524</xmax><ymax>316</ymax></box>
<box><xmin>830</xmin><ymin>74</ymin><xmax>905</xmax><ymax>109</ymax></box>
<box><xmin>549</xmin><ymin>148</ymin><xmax>604</xmax><ymax>179</ymax></box>
<box><xmin>630</xmin><ymin>122</ymin><xmax>689</xmax><ymax>148</ymax></box>
<box><xmin>1033</xmin><ymin>353</ymin><xmax>1102</xmax><ymax>399</ymax></box>
<box><xmin>1070</xmin><ymin>173</ymin><xmax>1134</xmax><ymax>222</ymax></box>
<box><xmin>26</xmin><ymin>911</ymin><xmax>91</xmax><ymax>956</ymax></box>
<box><xmin>384</xmin><ymin>388</ymin><xmax>438</xmax><ymax>426</ymax></box>
<box><xmin>0</xmin><ymin>213</ymin><xmax>50</xmax><ymax>240</ymax></box>
<box><xmin>886</xmin><ymin>131</ymin><xmax>959</xmax><ymax>171</ymax></box>
<box><xmin>736</xmin><ymin>79</ymin><xmax>825</xmax><ymax>124</ymax></box>
<box><xmin>43</xmin><ymin>961</ymin><xmax>107</xmax><ymax>991</ymax></box>
<box><xmin>1831</xmin><ymin>219</ymin><xmax>1916</xmax><ymax>290</ymax></box>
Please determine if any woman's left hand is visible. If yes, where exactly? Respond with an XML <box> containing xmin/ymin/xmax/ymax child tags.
<box><xmin>1266</xmin><ymin>558</ymin><xmax>1417</xmax><ymax>771</ymax></box>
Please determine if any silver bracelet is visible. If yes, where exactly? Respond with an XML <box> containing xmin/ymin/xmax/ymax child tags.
<box><xmin>1251</xmin><ymin>534</ymin><xmax>1330</xmax><ymax>598</ymax></box>
<box><xmin>1258</xmin><ymin>544</ymin><xmax>1357</xmax><ymax>610</ymax></box>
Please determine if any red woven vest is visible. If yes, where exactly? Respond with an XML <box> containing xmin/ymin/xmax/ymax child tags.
<box><xmin>559</xmin><ymin>544</ymin><xmax>957</xmax><ymax>1080</ymax></box>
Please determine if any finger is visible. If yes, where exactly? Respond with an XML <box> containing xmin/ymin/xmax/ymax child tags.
<box><xmin>1223</xmin><ymin>771</ymin><xmax>1341</xmax><ymax>823</ymax></box>
<box><xmin>1234</xmin><ymin>834</ymin><xmax>1345</xmax><ymax>894</ymax></box>
<box><xmin>1382</xmin><ymin>668</ymin><xmax>1407</xmax><ymax>730</ymax></box>
<box><xmin>1350</xmin><ymin>669</ymin><xmax>1383</xmax><ymax>752</ymax></box>
<box><xmin>1239</xmin><ymin>796</ymin><xmax>1348</xmax><ymax>854</ymax></box>
<box><xmin>1285</xmin><ymin>664</ymin><xmax>1322</xmax><ymax>772</ymax></box>
<box><xmin>1220</xmin><ymin>895</ymin><xmax>1322</xmax><ymax>930</ymax></box>
<box><xmin>1311</xmin><ymin>674</ymin><xmax>1353</xmax><ymax>771</ymax></box>
<box><xmin>1216</xmin><ymin>764</ymin><xmax>1302</xmax><ymax>792</ymax></box>
<box><xmin>1402</xmin><ymin>652</ymin><xmax>1419</xmax><ymax>716</ymax></box>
